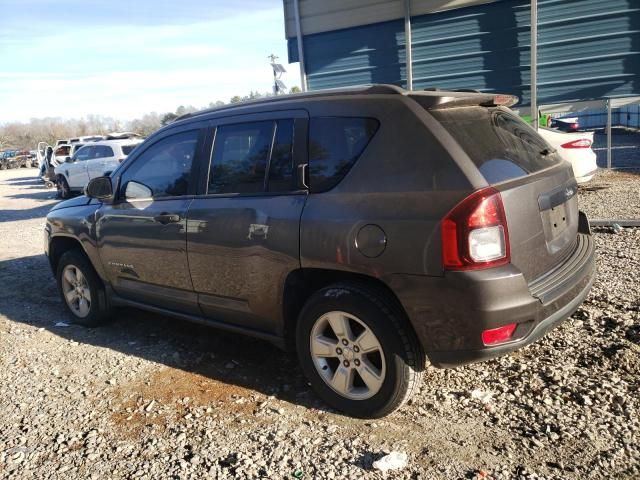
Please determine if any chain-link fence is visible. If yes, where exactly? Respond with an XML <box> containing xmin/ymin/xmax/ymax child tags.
<box><xmin>542</xmin><ymin>99</ymin><xmax>640</xmax><ymax>170</ymax></box>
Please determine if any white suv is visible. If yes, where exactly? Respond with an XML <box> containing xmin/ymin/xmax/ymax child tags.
<box><xmin>55</xmin><ymin>139</ymin><xmax>143</xmax><ymax>198</ymax></box>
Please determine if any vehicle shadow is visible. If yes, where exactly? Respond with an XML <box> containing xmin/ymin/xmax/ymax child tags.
<box><xmin>0</xmin><ymin>204</ymin><xmax>58</xmax><ymax>222</ymax></box>
<box><xmin>0</xmin><ymin>253</ymin><xmax>328</xmax><ymax>413</ymax></box>
<box><xmin>0</xmin><ymin>178</ymin><xmax>60</xmax><ymax>222</ymax></box>
<box><xmin>7</xmin><ymin>190</ymin><xmax>59</xmax><ymax>201</ymax></box>
<box><xmin>1</xmin><ymin>173</ymin><xmax>44</xmax><ymax>186</ymax></box>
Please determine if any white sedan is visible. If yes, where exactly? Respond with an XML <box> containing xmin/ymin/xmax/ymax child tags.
<box><xmin>54</xmin><ymin>138</ymin><xmax>143</xmax><ymax>198</ymax></box>
<box><xmin>537</xmin><ymin>127</ymin><xmax>598</xmax><ymax>184</ymax></box>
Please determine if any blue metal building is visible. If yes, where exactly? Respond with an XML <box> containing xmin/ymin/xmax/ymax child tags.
<box><xmin>283</xmin><ymin>0</ymin><xmax>640</xmax><ymax>109</ymax></box>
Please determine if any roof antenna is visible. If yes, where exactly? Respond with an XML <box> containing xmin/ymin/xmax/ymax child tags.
<box><xmin>269</xmin><ymin>54</ymin><xmax>287</xmax><ymax>95</ymax></box>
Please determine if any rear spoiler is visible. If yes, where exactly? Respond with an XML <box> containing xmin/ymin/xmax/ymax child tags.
<box><xmin>410</xmin><ymin>92</ymin><xmax>519</xmax><ymax>110</ymax></box>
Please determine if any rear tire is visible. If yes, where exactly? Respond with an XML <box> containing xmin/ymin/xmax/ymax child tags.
<box><xmin>56</xmin><ymin>249</ymin><xmax>111</xmax><ymax>327</ymax></box>
<box><xmin>296</xmin><ymin>283</ymin><xmax>424</xmax><ymax>418</ymax></box>
<box><xmin>56</xmin><ymin>175</ymin><xmax>71</xmax><ymax>199</ymax></box>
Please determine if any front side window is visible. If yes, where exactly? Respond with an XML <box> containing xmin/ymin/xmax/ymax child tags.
<box><xmin>308</xmin><ymin>117</ymin><xmax>379</xmax><ymax>192</ymax></box>
<box><xmin>120</xmin><ymin>130</ymin><xmax>198</xmax><ymax>199</ymax></box>
<box><xmin>74</xmin><ymin>146</ymin><xmax>92</xmax><ymax>161</ymax></box>
<box><xmin>208</xmin><ymin>121</ymin><xmax>273</xmax><ymax>194</ymax></box>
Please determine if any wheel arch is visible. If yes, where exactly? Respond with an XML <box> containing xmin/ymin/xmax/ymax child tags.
<box><xmin>282</xmin><ymin>268</ymin><xmax>414</xmax><ymax>352</ymax></box>
<box><xmin>48</xmin><ymin>235</ymin><xmax>85</xmax><ymax>272</ymax></box>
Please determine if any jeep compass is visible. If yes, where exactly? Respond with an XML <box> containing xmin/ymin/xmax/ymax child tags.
<box><xmin>45</xmin><ymin>85</ymin><xmax>595</xmax><ymax>418</ymax></box>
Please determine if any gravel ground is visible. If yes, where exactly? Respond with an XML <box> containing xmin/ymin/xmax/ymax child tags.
<box><xmin>0</xmin><ymin>167</ymin><xmax>639</xmax><ymax>479</ymax></box>
<box><xmin>579</xmin><ymin>169</ymin><xmax>640</xmax><ymax>221</ymax></box>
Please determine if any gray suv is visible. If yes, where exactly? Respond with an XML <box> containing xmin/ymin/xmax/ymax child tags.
<box><xmin>45</xmin><ymin>85</ymin><xmax>595</xmax><ymax>418</ymax></box>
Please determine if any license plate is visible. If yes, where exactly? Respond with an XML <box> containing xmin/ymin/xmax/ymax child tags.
<box><xmin>548</xmin><ymin>203</ymin><xmax>569</xmax><ymax>237</ymax></box>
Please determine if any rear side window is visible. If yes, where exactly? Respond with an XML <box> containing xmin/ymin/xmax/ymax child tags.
<box><xmin>308</xmin><ymin>117</ymin><xmax>379</xmax><ymax>192</ymax></box>
<box><xmin>267</xmin><ymin>119</ymin><xmax>295</xmax><ymax>192</ymax></box>
<box><xmin>207</xmin><ymin>119</ymin><xmax>298</xmax><ymax>195</ymax></box>
<box><xmin>94</xmin><ymin>145</ymin><xmax>114</xmax><ymax>158</ymax></box>
<box><xmin>209</xmin><ymin>121</ymin><xmax>273</xmax><ymax>194</ymax></box>
<box><xmin>431</xmin><ymin>107</ymin><xmax>561</xmax><ymax>184</ymax></box>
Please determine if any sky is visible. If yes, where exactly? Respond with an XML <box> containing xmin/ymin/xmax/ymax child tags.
<box><xmin>0</xmin><ymin>0</ymin><xmax>299</xmax><ymax>122</ymax></box>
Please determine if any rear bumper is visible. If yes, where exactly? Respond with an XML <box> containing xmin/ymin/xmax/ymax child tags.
<box><xmin>427</xmin><ymin>265</ymin><xmax>594</xmax><ymax>367</ymax></box>
<box><xmin>390</xmin><ymin>211</ymin><xmax>596</xmax><ymax>368</ymax></box>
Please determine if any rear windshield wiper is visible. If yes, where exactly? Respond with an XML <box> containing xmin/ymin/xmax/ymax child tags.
<box><xmin>540</xmin><ymin>147</ymin><xmax>556</xmax><ymax>156</ymax></box>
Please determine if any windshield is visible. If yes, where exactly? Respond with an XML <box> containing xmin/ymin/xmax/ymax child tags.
<box><xmin>431</xmin><ymin>107</ymin><xmax>561</xmax><ymax>184</ymax></box>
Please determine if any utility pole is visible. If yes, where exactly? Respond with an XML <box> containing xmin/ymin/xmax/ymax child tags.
<box><xmin>293</xmin><ymin>0</ymin><xmax>307</xmax><ymax>91</ymax></box>
<box><xmin>404</xmin><ymin>0</ymin><xmax>413</xmax><ymax>90</ymax></box>
<box><xmin>531</xmin><ymin>0</ymin><xmax>538</xmax><ymax>130</ymax></box>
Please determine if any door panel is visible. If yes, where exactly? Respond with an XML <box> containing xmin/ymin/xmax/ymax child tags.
<box><xmin>86</xmin><ymin>158</ymin><xmax>110</xmax><ymax>180</ymax></box>
<box><xmin>97</xmin><ymin>198</ymin><xmax>197</xmax><ymax>313</ymax></box>
<box><xmin>66</xmin><ymin>161</ymin><xmax>89</xmax><ymax>189</ymax></box>
<box><xmin>95</xmin><ymin>128</ymin><xmax>203</xmax><ymax>313</ymax></box>
<box><xmin>187</xmin><ymin>194</ymin><xmax>306</xmax><ymax>331</ymax></box>
<box><xmin>185</xmin><ymin>113</ymin><xmax>308</xmax><ymax>333</ymax></box>
<box><xmin>66</xmin><ymin>146</ymin><xmax>93</xmax><ymax>188</ymax></box>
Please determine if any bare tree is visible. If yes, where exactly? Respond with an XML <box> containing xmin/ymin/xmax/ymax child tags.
<box><xmin>0</xmin><ymin>91</ymin><xmax>279</xmax><ymax>150</ymax></box>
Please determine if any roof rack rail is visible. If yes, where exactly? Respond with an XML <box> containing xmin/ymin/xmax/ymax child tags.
<box><xmin>172</xmin><ymin>84</ymin><xmax>405</xmax><ymax>123</ymax></box>
<box><xmin>105</xmin><ymin>132</ymin><xmax>142</xmax><ymax>140</ymax></box>
<box><xmin>423</xmin><ymin>87</ymin><xmax>482</xmax><ymax>93</ymax></box>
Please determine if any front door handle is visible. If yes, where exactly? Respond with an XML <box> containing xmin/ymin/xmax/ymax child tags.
<box><xmin>154</xmin><ymin>213</ymin><xmax>181</xmax><ymax>224</ymax></box>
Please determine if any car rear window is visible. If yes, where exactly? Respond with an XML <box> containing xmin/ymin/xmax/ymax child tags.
<box><xmin>430</xmin><ymin>107</ymin><xmax>562</xmax><ymax>184</ymax></box>
<box><xmin>308</xmin><ymin>117</ymin><xmax>379</xmax><ymax>192</ymax></box>
<box><xmin>122</xmin><ymin>144</ymin><xmax>138</xmax><ymax>155</ymax></box>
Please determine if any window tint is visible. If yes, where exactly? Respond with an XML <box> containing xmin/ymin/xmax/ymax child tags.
<box><xmin>74</xmin><ymin>146</ymin><xmax>92</xmax><ymax>161</ymax></box>
<box><xmin>120</xmin><ymin>130</ymin><xmax>198</xmax><ymax>199</ymax></box>
<box><xmin>308</xmin><ymin>117</ymin><xmax>379</xmax><ymax>192</ymax></box>
<box><xmin>121</xmin><ymin>144</ymin><xmax>138</xmax><ymax>155</ymax></box>
<box><xmin>430</xmin><ymin>107</ymin><xmax>561</xmax><ymax>184</ymax></box>
<box><xmin>93</xmin><ymin>145</ymin><xmax>114</xmax><ymax>158</ymax></box>
<box><xmin>209</xmin><ymin>121</ymin><xmax>273</xmax><ymax>194</ymax></box>
<box><xmin>267</xmin><ymin>119</ymin><xmax>295</xmax><ymax>192</ymax></box>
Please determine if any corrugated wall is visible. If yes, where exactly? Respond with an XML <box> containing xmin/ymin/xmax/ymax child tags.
<box><xmin>282</xmin><ymin>0</ymin><xmax>495</xmax><ymax>38</ymax></box>
<box><xmin>289</xmin><ymin>0</ymin><xmax>640</xmax><ymax>106</ymax></box>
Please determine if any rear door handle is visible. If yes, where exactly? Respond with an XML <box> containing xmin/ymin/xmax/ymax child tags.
<box><xmin>154</xmin><ymin>213</ymin><xmax>181</xmax><ymax>224</ymax></box>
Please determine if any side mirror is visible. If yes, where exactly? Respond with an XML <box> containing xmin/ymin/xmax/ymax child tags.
<box><xmin>86</xmin><ymin>176</ymin><xmax>113</xmax><ymax>200</ymax></box>
<box><xmin>64</xmin><ymin>156</ymin><xmax>73</xmax><ymax>163</ymax></box>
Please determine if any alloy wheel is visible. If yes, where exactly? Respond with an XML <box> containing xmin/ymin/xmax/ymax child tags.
<box><xmin>309</xmin><ymin>311</ymin><xmax>386</xmax><ymax>400</ymax></box>
<box><xmin>61</xmin><ymin>265</ymin><xmax>92</xmax><ymax>318</ymax></box>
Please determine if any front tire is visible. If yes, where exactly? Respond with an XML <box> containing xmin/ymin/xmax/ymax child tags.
<box><xmin>296</xmin><ymin>283</ymin><xmax>424</xmax><ymax>418</ymax></box>
<box><xmin>56</xmin><ymin>250</ymin><xmax>111</xmax><ymax>327</ymax></box>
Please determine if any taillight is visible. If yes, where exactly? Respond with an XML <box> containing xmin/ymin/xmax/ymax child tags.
<box><xmin>492</xmin><ymin>94</ymin><xmax>519</xmax><ymax>107</ymax></box>
<box><xmin>482</xmin><ymin>323</ymin><xmax>517</xmax><ymax>345</ymax></box>
<box><xmin>561</xmin><ymin>139</ymin><xmax>592</xmax><ymax>149</ymax></box>
<box><xmin>442</xmin><ymin>187</ymin><xmax>510</xmax><ymax>270</ymax></box>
